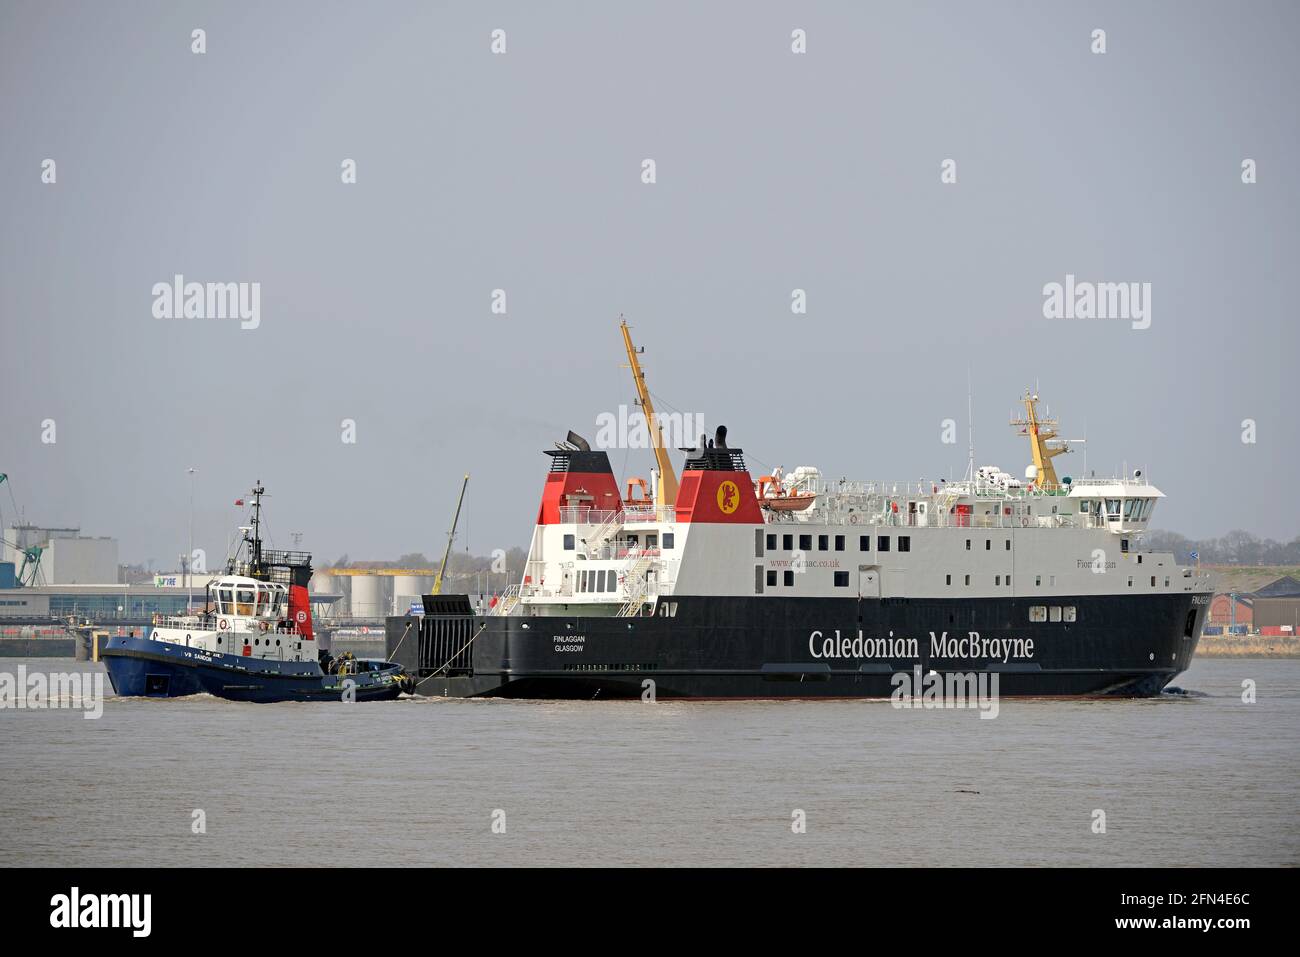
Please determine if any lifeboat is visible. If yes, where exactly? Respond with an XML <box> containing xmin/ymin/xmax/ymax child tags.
<box><xmin>756</xmin><ymin>468</ymin><xmax>817</xmax><ymax>511</ymax></box>
<box><xmin>762</xmin><ymin>493</ymin><xmax>816</xmax><ymax>512</ymax></box>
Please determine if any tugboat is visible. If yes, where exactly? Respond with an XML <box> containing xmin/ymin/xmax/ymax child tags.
<box><xmin>103</xmin><ymin>482</ymin><xmax>415</xmax><ymax>702</ymax></box>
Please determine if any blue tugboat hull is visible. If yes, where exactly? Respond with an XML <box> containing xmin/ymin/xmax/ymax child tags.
<box><xmin>102</xmin><ymin>636</ymin><xmax>405</xmax><ymax>703</ymax></box>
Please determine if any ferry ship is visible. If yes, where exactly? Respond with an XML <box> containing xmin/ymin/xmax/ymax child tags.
<box><xmin>387</xmin><ymin>326</ymin><xmax>1215</xmax><ymax>699</ymax></box>
<box><xmin>103</xmin><ymin>483</ymin><xmax>413</xmax><ymax>702</ymax></box>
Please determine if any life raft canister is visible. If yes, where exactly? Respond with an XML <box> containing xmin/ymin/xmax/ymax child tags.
<box><xmin>242</xmin><ymin>641</ymin><xmax>252</xmax><ymax>657</ymax></box>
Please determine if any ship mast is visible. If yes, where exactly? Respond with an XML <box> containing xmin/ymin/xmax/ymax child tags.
<box><xmin>619</xmin><ymin>317</ymin><xmax>678</xmax><ymax>508</ymax></box>
<box><xmin>248</xmin><ymin>480</ymin><xmax>265</xmax><ymax>574</ymax></box>
<box><xmin>1011</xmin><ymin>392</ymin><xmax>1070</xmax><ymax>489</ymax></box>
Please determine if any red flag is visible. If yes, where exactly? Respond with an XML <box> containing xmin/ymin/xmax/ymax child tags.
<box><xmin>234</xmin><ymin>499</ymin><xmax>244</xmax><ymax>506</ymax></box>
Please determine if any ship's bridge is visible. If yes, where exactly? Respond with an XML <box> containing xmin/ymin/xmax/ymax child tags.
<box><xmin>1066</xmin><ymin>480</ymin><xmax>1163</xmax><ymax>533</ymax></box>
<box><xmin>209</xmin><ymin>575</ymin><xmax>287</xmax><ymax>619</ymax></box>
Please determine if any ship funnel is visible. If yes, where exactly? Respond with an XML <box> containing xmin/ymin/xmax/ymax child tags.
<box><xmin>566</xmin><ymin>431</ymin><xmax>592</xmax><ymax>452</ymax></box>
<box><xmin>715</xmin><ymin>425</ymin><xmax>728</xmax><ymax>449</ymax></box>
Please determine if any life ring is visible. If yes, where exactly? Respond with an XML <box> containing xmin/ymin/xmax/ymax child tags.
<box><xmin>1021</xmin><ymin>517</ymin><xmax>1029</xmax><ymax>527</ymax></box>
<box><xmin>849</xmin><ymin>514</ymin><xmax>860</xmax><ymax>525</ymax></box>
<box><xmin>218</xmin><ymin>617</ymin><xmax>229</xmax><ymax>630</ymax></box>
<box><xmin>258</xmin><ymin>620</ymin><xmax>269</xmax><ymax>633</ymax></box>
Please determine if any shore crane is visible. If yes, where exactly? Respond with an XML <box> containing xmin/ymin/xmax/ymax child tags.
<box><xmin>0</xmin><ymin>473</ymin><xmax>44</xmax><ymax>586</ymax></box>
<box><xmin>431</xmin><ymin>474</ymin><xmax>469</xmax><ymax>596</ymax></box>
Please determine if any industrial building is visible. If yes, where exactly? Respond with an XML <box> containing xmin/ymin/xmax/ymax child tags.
<box><xmin>0</xmin><ymin>567</ymin><xmax>343</xmax><ymax>622</ymax></box>
<box><xmin>2</xmin><ymin>524</ymin><xmax>118</xmax><ymax>585</ymax></box>
<box><xmin>1206</xmin><ymin>575</ymin><xmax>1300</xmax><ymax>636</ymax></box>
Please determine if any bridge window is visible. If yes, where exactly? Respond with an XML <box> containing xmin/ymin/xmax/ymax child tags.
<box><xmin>784</xmin><ymin>534</ymin><xmax>794</xmax><ymax>550</ymax></box>
<box><xmin>859</xmin><ymin>535</ymin><xmax>870</xmax><ymax>551</ymax></box>
<box><xmin>898</xmin><ymin>536</ymin><xmax>910</xmax><ymax>552</ymax></box>
<box><xmin>818</xmin><ymin>534</ymin><xmax>828</xmax><ymax>551</ymax></box>
<box><xmin>835</xmin><ymin>535</ymin><xmax>845</xmax><ymax>551</ymax></box>
<box><xmin>766</xmin><ymin>533</ymin><xmax>777</xmax><ymax>550</ymax></box>
<box><xmin>662</xmin><ymin>532</ymin><xmax>674</xmax><ymax>549</ymax></box>
<box><xmin>563</xmin><ymin>534</ymin><xmax>575</xmax><ymax>550</ymax></box>
<box><xmin>833</xmin><ymin>571</ymin><xmax>849</xmax><ymax>587</ymax></box>
<box><xmin>799</xmin><ymin>534</ymin><xmax>812</xmax><ymax>551</ymax></box>
<box><xmin>877</xmin><ymin>536</ymin><xmax>890</xmax><ymax>552</ymax></box>
<box><xmin>236</xmin><ymin>589</ymin><xmax>255</xmax><ymax>616</ymax></box>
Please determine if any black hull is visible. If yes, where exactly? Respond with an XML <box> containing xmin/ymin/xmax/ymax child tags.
<box><xmin>389</xmin><ymin>591</ymin><xmax>1211</xmax><ymax>699</ymax></box>
<box><xmin>102</xmin><ymin>636</ymin><xmax>407</xmax><ymax>702</ymax></box>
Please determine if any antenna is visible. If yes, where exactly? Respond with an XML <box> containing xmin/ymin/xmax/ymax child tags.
<box><xmin>965</xmin><ymin>368</ymin><xmax>975</xmax><ymax>482</ymax></box>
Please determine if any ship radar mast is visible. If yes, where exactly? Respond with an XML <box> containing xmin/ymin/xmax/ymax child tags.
<box><xmin>1010</xmin><ymin>391</ymin><xmax>1072</xmax><ymax>489</ymax></box>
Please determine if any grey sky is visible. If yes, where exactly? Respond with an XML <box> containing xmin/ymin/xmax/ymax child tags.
<box><xmin>2</xmin><ymin>1</ymin><xmax>1297</xmax><ymax>568</ymax></box>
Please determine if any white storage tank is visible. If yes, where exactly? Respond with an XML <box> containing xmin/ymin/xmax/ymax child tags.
<box><xmin>392</xmin><ymin>574</ymin><xmax>435</xmax><ymax>615</ymax></box>
<box><xmin>349</xmin><ymin>574</ymin><xmax>389</xmax><ymax>619</ymax></box>
<box><xmin>311</xmin><ymin>572</ymin><xmax>339</xmax><ymax>596</ymax></box>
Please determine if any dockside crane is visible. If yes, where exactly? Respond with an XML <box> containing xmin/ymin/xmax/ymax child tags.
<box><xmin>431</xmin><ymin>474</ymin><xmax>469</xmax><ymax>596</ymax></box>
<box><xmin>0</xmin><ymin>473</ymin><xmax>45</xmax><ymax>586</ymax></box>
<box><xmin>619</xmin><ymin>317</ymin><xmax>679</xmax><ymax>508</ymax></box>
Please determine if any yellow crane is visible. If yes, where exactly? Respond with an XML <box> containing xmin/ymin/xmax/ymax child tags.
<box><xmin>432</xmin><ymin>474</ymin><xmax>469</xmax><ymax>595</ymax></box>
<box><xmin>1011</xmin><ymin>391</ymin><xmax>1071</xmax><ymax>489</ymax></box>
<box><xmin>619</xmin><ymin>318</ymin><xmax>678</xmax><ymax>508</ymax></box>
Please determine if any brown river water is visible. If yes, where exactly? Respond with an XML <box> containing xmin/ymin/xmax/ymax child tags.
<box><xmin>1</xmin><ymin>657</ymin><xmax>1296</xmax><ymax>867</ymax></box>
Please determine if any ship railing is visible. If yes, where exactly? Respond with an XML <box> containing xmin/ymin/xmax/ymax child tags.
<box><xmin>622</xmin><ymin>505</ymin><xmax>674</xmax><ymax>523</ymax></box>
<box><xmin>490</xmin><ymin>583</ymin><xmax>522</xmax><ymax>616</ymax></box>
<box><xmin>585</xmin><ymin>545</ymin><xmax>661</xmax><ymax>561</ymax></box>
<box><xmin>844</xmin><ymin>511</ymin><xmax>1108</xmax><ymax>531</ymax></box>
<box><xmin>617</xmin><ymin>555</ymin><xmax>659</xmax><ymax>618</ymax></box>
<box><xmin>149</xmin><ymin>613</ymin><xmax>307</xmax><ymax>636</ymax></box>
<box><xmin>558</xmin><ymin>505</ymin><xmax>676</xmax><ymax>526</ymax></box>
<box><xmin>558</xmin><ymin>507</ymin><xmax>621</xmax><ymax>526</ymax></box>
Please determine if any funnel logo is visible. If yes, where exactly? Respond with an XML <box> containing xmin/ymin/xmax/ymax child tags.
<box><xmin>717</xmin><ymin>480</ymin><xmax>740</xmax><ymax>514</ymax></box>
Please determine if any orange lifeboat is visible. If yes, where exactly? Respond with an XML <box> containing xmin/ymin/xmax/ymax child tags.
<box><xmin>756</xmin><ymin>471</ymin><xmax>816</xmax><ymax>512</ymax></box>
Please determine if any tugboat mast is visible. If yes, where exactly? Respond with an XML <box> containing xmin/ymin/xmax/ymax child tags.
<box><xmin>247</xmin><ymin>480</ymin><xmax>265</xmax><ymax>576</ymax></box>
